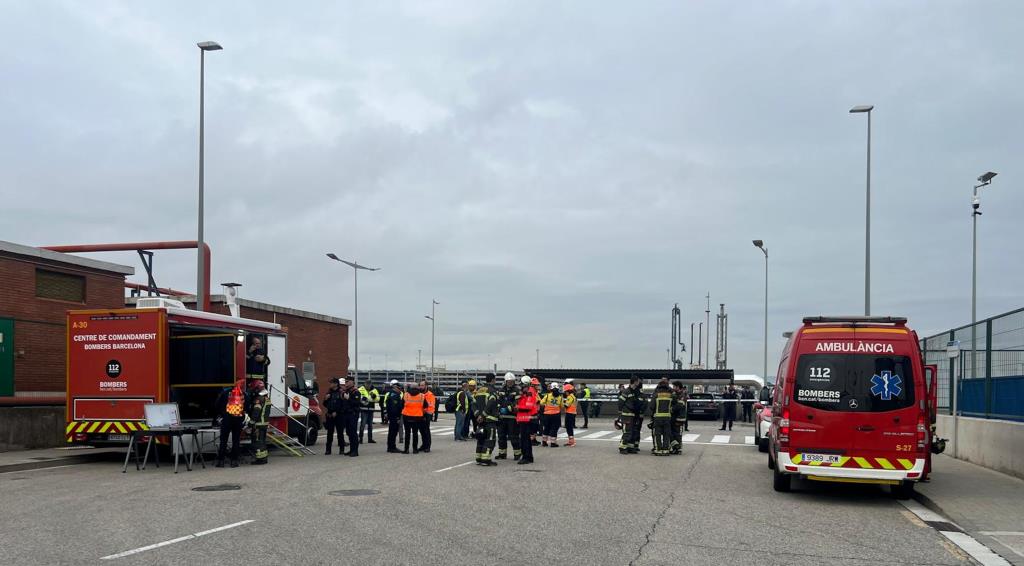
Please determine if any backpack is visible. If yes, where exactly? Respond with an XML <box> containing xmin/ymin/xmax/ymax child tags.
<box><xmin>444</xmin><ymin>392</ymin><xmax>458</xmax><ymax>413</ymax></box>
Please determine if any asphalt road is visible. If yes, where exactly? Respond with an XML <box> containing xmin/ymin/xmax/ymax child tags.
<box><xmin>0</xmin><ymin>417</ymin><xmax>971</xmax><ymax>566</ymax></box>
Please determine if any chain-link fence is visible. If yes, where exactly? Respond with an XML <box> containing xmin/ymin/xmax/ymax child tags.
<box><xmin>920</xmin><ymin>307</ymin><xmax>1024</xmax><ymax>421</ymax></box>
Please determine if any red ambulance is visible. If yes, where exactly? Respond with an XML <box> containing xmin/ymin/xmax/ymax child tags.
<box><xmin>768</xmin><ymin>316</ymin><xmax>937</xmax><ymax>498</ymax></box>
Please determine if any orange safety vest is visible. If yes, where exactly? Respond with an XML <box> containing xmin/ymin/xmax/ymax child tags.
<box><xmin>542</xmin><ymin>393</ymin><xmax>561</xmax><ymax>415</ymax></box>
<box><xmin>402</xmin><ymin>393</ymin><xmax>425</xmax><ymax>417</ymax></box>
<box><xmin>424</xmin><ymin>391</ymin><xmax>436</xmax><ymax>414</ymax></box>
<box><xmin>564</xmin><ymin>393</ymin><xmax>578</xmax><ymax>414</ymax></box>
<box><xmin>226</xmin><ymin>385</ymin><xmax>245</xmax><ymax>417</ymax></box>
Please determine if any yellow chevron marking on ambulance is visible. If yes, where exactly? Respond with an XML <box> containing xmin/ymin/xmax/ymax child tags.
<box><xmin>88</xmin><ymin>422</ymin><xmax>101</xmax><ymax>433</ymax></box>
<box><xmin>831</xmin><ymin>456</ymin><xmax>851</xmax><ymax>467</ymax></box>
<box><xmin>875</xmin><ymin>458</ymin><xmax>896</xmax><ymax>470</ymax></box>
<box><xmin>65</xmin><ymin>422</ymin><xmax>76</xmax><ymax>434</ymax></box>
<box><xmin>897</xmin><ymin>459</ymin><xmax>914</xmax><ymax>470</ymax></box>
<box><xmin>99</xmin><ymin>422</ymin><xmax>112</xmax><ymax>433</ymax></box>
<box><xmin>853</xmin><ymin>457</ymin><xmax>873</xmax><ymax>468</ymax></box>
<box><xmin>113</xmin><ymin>422</ymin><xmax>127</xmax><ymax>433</ymax></box>
<box><xmin>76</xmin><ymin>422</ymin><xmax>89</xmax><ymax>433</ymax></box>
<box><xmin>791</xmin><ymin>454</ymin><xmax>803</xmax><ymax>464</ymax></box>
<box><xmin>125</xmin><ymin>422</ymin><xmax>137</xmax><ymax>432</ymax></box>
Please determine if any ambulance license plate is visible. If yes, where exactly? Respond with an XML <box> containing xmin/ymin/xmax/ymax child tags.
<box><xmin>804</xmin><ymin>453</ymin><xmax>840</xmax><ymax>464</ymax></box>
<box><xmin>108</xmin><ymin>434</ymin><xmax>130</xmax><ymax>441</ymax></box>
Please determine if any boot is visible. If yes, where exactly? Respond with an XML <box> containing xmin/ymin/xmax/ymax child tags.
<box><xmin>215</xmin><ymin>459</ymin><xmax>225</xmax><ymax>468</ymax></box>
<box><xmin>517</xmin><ymin>458</ymin><xmax>532</xmax><ymax>465</ymax></box>
<box><xmin>567</xmin><ymin>438</ymin><xmax>576</xmax><ymax>447</ymax></box>
<box><xmin>325</xmin><ymin>447</ymin><xmax>332</xmax><ymax>455</ymax></box>
<box><xmin>542</xmin><ymin>441</ymin><xmax>549</xmax><ymax>447</ymax></box>
<box><xmin>230</xmin><ymin>459</ymin><xmax>239</xmax><ymax>468</ymax></box>
<box><xmin>495</xmin><ymin>453</ymin><xmax>507</xmax><ymax>460</ymax></box>
<box><xmin>550</xmin><ymin>442</ymin><xmax>559</xmax><ymax>447</ymax></box>
<box><xmin>368</xmin><ymin>439</ymin><xmax>377</xmax><ymax>444</ymax></box>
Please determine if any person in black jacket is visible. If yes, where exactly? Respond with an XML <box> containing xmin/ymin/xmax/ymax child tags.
<box><xmin>323</xmin><ymin>378</ymin><xmax>345</xmax><ymax>455</ymax></box>
<box><xmin>213</xmin><ymin>379</ymin><xmax>248</xmax><ymax>467</ymax></box>
<box><xmin>384</xmin><ymin>380</ymin><xmax>405</xmax><ymax>453</ymax></box>
<box><xmin>741</xmin><ymin>386</ymin><xmax>755</xmax><ymax>423</ymax></box>
<box><xmin>339</xmin><ymin>377</ymin><xmax>363</xmax><ymax>456</ymax></box>
<box><xmin>720</xmin><ymin>385</ymin><xmax>739</xmax><ymax>431</ymax></box>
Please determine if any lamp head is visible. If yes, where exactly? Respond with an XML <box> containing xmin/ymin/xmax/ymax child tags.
<box><xmin>197</xmin><ymin>41</ymin><xmax>223</xmax><ymax>51</ymax></box>
<box><xmin>849</xmin><ymin>104</ymin><xmax>874</xmax><ymax>113</ymax></box>
<box><xmin>977</xmin><ymin>171</ymin><xmax>997</xmax><ymax>184</ymax></box>
<box><xmin>752</xmin><ymin>239</ymin><xmax>764</xmax><ymax>248</ymax></box>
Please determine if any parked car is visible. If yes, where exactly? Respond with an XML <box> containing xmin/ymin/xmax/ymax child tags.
<box><xmin>754</xmin><ymin>401</ymin><xmax>771</xmax><ymax>452</ymax></box>
<box><xmin>687</xmin><ymin>392</ymin><xmax>720</xmax><ymax>420</ymax></box>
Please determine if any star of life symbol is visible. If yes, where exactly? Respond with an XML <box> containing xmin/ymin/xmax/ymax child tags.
<box><xmin>870</xmin><ymin>371</ymin><xmax>902</xmax><ymax>401</ymax></box>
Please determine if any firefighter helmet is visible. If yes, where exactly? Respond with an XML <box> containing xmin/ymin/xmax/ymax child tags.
<box><xmin>613</xmin><ymin>418</ymin><xmax>623</xmax><ymax>430</ymax></box>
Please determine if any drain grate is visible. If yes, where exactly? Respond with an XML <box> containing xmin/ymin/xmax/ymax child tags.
<box><xmin>329</xmin><ymin>489</ymin><xmax>380</xmax><ymax>497</ymax></box>
<box><xmin>192</xmin><ymin>484</ymin><xmax>242</xmax><ymax>492</ymax></box>
<box><xmin>516</xmin><ymin>469</ymin><xmax>543</xmax><ymax>473</ymax></box>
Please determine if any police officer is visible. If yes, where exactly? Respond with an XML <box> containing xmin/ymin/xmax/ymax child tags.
<box><xmin>384</xmin><ymin>380</ymin><xmax>405</xmax><ymax>453</ymax></box>
<box><xmin>670</xmin><ymin>381</ymin><xmax>687</xmax><ymax>454</ymax></box>
<box><xmin>720</xmin><ymin>385</ymin><xmax>738</xmax><ymax>431</ymax></box>
<box><xmin>495</xmin><ymin>373</ymin><xmax>521</xmax><ymax>460</ymax></box>
<box><xmin>741</xmin><ymin>385</ymin><xmax>755</xmax><ymax>423</ymax></box>
<box><xmin>618</xmin><ymin>376</ymin><xmax>646</xmax><ymax>454</ymax></box>
<box><xmin>358</xmin><ymin>380</ymin><xmax>381</xmax><ymax>443</ymax></box>
<box><xmin>339</xmin><ymin>377</ymin><xmax>362</xmax><ymax>456</ymax></box>
<box><xmin>323</xmin><ymin>378</ymin><xmax>345</xmax><ymax>455</ymax></box>
<box><xmin>648</xmin><ymin>382</ymin><xmax>674</xmax><ymax>456</ymax></box>
<box><xmin>382</xmin><ymin>380</ymin><xmax>404</xmax><ymax>445</ymax></box>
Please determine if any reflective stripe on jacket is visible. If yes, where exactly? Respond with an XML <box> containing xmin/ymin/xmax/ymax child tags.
<box><xmin>563</xmin><ymin>393</ymin><xmax>578</xmax><ymax>414</ymax></box>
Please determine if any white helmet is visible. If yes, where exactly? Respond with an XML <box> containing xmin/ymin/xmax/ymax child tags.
<box><xmin>565</xmin><ymin>378</ymin><xmax>574</xmax><ymax>384</ymax></box>
<box><xmin>504</xmin><ymin>372</ymin><xmax>516</xmax><ymax>381</ymax></box>
<box><xmin>520</xmin><ymin>376</ymin><xmax>531</xmax><ymax>385</ymax></box>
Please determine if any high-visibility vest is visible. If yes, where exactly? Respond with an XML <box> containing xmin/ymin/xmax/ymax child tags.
<box><xmin>653</xmin><ymin>392</ymin><xmax>673</xmax><ymax>418</ymax></box>
<box><xmin>359</xmin><ymin>386</ymin><xmax>380</xmax><ymax>405</ymax></box>
<box><xmin>226</xmin><ymin>386</ymin><xmax>245</xmax><ymax>417</ymax></box>
<box><xmin>541</xmin><ymin>393</ymin><xmax>561</xmax><ymax>415</ymax></box>
<box><xmin>516</xmin><ymin>387</ymin><xmax>538</xmax><ymax>423</ymax></box>
<box><xmin>582</xmin><ymin>388</ymin><xmax>591</xmax><ymax>400</ymax></box>
<box><xmin>424</xmin><ymin>391</ymin><xmax>436</xmax><ymax>414</ymax></box>
<box><xmin>402</xmin><ymin>393</ymin><xmax>425</xmax><ymax>417</ymax></box>
<box><xmin>563</xmin><ymin>393</ymin><xmax>578</xmax><ymax>414</ymax></box>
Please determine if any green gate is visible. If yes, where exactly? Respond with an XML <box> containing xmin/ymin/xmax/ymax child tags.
<box><xmin>0</xmin><ymin>318</ymin><xmax>12</xmax><ymax>396</ymax></box>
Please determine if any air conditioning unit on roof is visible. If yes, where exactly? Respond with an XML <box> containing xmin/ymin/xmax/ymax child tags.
<box><xmin>136</xmin><ymin>297</ymin><xmax>187</xmax><ymax>310</ymax></box>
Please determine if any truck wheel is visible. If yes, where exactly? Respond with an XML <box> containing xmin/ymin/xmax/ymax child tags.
<box><xmin>891</xmin><ymin>481</ymin><xmax>915</xmax><ymax>500</ymax></box>
<box><xmin>302</xmin><ymin>417</ymin><xmax>320</xmax><ymax>447</ymax></box>
<box><xmin>773</xmin><ymin>465</ymin><xmax>791</xmax><ymax>492</ymax></box>
<box><xmin>758</xmin><ymin>436</ymin><xmax>769</xmax><ymax>453</ymax></box>
<box><xmin>768</xmin><ymin>449</ymin><xmax>776</xmax><ymax>469</ymax></box>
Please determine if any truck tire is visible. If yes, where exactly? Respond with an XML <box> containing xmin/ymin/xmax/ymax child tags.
<box><xmin>758</xmin><ymin>436</ymin><xmax>769</xmax><ymax>453</ymax></box>
<box><xmin>302</xmin><ymin>416</ymin><xmax>320</xmax><ymax>447</ymax></box>
<box><xmin>891</xmin><ymin>480</ymin><xmax>915</xmax><ymax>500</ymax></box>
<box><xmin>773</xmin><ymin>465</ymin><xmax>791</xmax><ymax>492</ymax></box>
<box><xmin>768</xmin><ymin>449</ymin><xmax>776</xmax><ymax>469</ymax></box>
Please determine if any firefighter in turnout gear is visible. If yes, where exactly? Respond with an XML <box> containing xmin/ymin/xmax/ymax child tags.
<box><xmin>495</xmin><ymin>373</ymin><xmax>521</xmax><ymax>460</ymax></box>
<box><xmin>670</xmin><ymin>381</ymin><xmax>687</xmax><ymax>454</ymax></box>
<box><xmin>618</xmin><ymin>375</ymin><xmax>646</xmax><ymax>454</ymax></box>
<box><xmin>250</xmin><ymin>385</ymin><xmax>271</xmax><ymax>464</ymax></box>
<box><xmin>215</xmin><ymin>379</ymin><xmax>248</xmax><ymax>467</ymax></box>
<box><xmin>472</xmin><ymin>380</ymin><xmax>499</xmax><ymax>466</ymax></box>
<box><xmin>648</xmin><ymin>383</ymin><xmax>674</xmax><ymax>456</ymax></box>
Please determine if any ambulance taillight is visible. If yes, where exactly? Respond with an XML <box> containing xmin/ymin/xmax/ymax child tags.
<box><xmin>917</xmin><ymin>417</ymin><xmax>928</xmax><ymax>452</ymax></box>
<box><xmin>779</xmin><ymin>408</ymin><xmax>791</xmax><ymax>449</ymax></box>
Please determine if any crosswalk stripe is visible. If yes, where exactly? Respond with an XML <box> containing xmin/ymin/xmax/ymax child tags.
<box><xmin>580</xmin><ymin>430</ymin><xmax>616</xmax><ymax>439</ymax></box>
<box><xmin>711</xmin><ymin>435</ymin><xmax>730</xmax><ymax>444</ymax></box>
<box><xmin>681</xmin><ymin>433</ymin><xmax>700</xmax><ymax>443</ymax></box>
<box><xmin>641</xmin><ymin>436</ymin><xmax>652</xmax><ymax>443</ymax></box>
<box><xmin>745</xmin><ymin>436</ymin><xmax>755</xmax><ymax>445</ymax></box>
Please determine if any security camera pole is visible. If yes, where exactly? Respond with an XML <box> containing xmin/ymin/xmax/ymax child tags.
<box><xmin>971</xmin><ymin>172</ymin><xmax>997</xmax><ymax>385</ymax></box>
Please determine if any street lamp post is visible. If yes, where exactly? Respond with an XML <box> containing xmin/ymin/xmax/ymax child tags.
<box><xmin>849</xmin><ymin>104</ymin><xmax>874</xmax><ymax>315</ymax></box>
<box><xmin>196</xmin><ymin>40</ymin><xmax>222</xmax><ymax>312</ymax></box>
<box><xmin>326</xmin><ymin>253</ymin><xmax>379</xmax><ymax>378</ymax></box>
<box><xmin>971</xmin><ymin>172</ymin><xmax>997</xmax><ymax>385</ymax></box>
<box><xmin>753</xmin><ymin>240</ymin><xmax>768</xmax><ymax>382</ymax></box>
<box><xmin>424</xmin><ymin>299</ymin><xmax>439</xmax><ymax>380</ymax></box>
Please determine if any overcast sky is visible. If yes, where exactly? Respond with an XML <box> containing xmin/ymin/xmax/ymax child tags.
<box><xmin>3</xmin><ymin>2</ymin><xmax>1022</xmax><ymax>375</ymax></box>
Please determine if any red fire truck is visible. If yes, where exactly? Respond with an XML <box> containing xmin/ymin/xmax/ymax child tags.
<box><xmin>65</xmin><ymin>298</ymin><xmax>321</xmax><ymax>447</ymax></box>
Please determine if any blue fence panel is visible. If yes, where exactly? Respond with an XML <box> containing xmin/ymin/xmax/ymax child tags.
<box><xmin>990</xmin><ymin>376</ymin><xmax>1024</xmax><ymax>421</ymax></box>
<box><xmin>958</xmin><ymin>379</ymin><xmax>987</xmax><ymax>416</ymax></box>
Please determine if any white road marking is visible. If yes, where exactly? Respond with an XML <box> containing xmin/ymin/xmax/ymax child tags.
<box><xmin>681</xmin><ymin>433</ymin><xmax>700</xmax><ymax>443</ymax></box>
<box><xmin>744</xmin><ymin>436</ymin><xmax>755</xmax><ymax>445</ymax></box>
<box><xmin>899</xmin><ymin>499</ymin><xmax>947</xmax><ymax>523</ymax></box>
<box><xmin>100</xmin><ymin>520</ymin><xmax>254</xmax><ymax>560</ymax></box>
<box><xmin>432</xmin><ymin>461</ymin><xmax>476</xmax><ymax>473</ymax></box>
<box><xmin>898</xmin><ymin>500</ymin><xmax>1011</xmax><ymax>566</ymax></box>
<box><xmin>641</xmin><ymin>435</ymin><xmax>652</xmax><ymax>443</ymax></box>
<box><xmin>941</xmin><ymin>532</ymin><xmax>1012</xmax><ymax>566</ymax></box>
<box><xmin>710</xmin><ymin>435</ymin><xmax>731</xmax><ymax>444</ymax></box>
<box><xmin>579</xmin><ymin>430</ymin><xmax>616</xmax><ymax>439</ymax></box>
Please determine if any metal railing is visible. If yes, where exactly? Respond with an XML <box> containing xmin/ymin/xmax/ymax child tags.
<box><xmin>921</xmin><ymin>307</ymin><xmax>1024</xmax><ymax>421</ymax></box>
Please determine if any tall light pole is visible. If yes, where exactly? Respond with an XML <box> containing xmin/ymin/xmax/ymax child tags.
<box><xmin>326</xmin><ymin>253</ymin><xmax>379</xmax><ymax>378</ymax></box>
<box><xmin>753</xmin><ymin>240</ymin><xmax>768</xmax><ymax>382</ymax></box>
<box><xmin>196</xmin><ymin>41</ymin><xmax>222</xmax><ymax>312</ymax></box>
<box><xmin>971</xmin><ymin>172</ymin><xmax>997</xmax><ymax>383</ymax></box>
<box><xmin>850</xmin><ymin>104</ymin><xmax>874</xmax><ymax>315</ymax></box>
<box><xmin>424</xmin><ymin>299</ymin><xmax>439</xmax><ymax>380</ymax></box>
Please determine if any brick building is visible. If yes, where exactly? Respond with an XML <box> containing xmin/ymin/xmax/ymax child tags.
<box><xmin>0</xmin><ymin>240</ymin><xmax>134</xmax><ymax>401</ymax></box>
